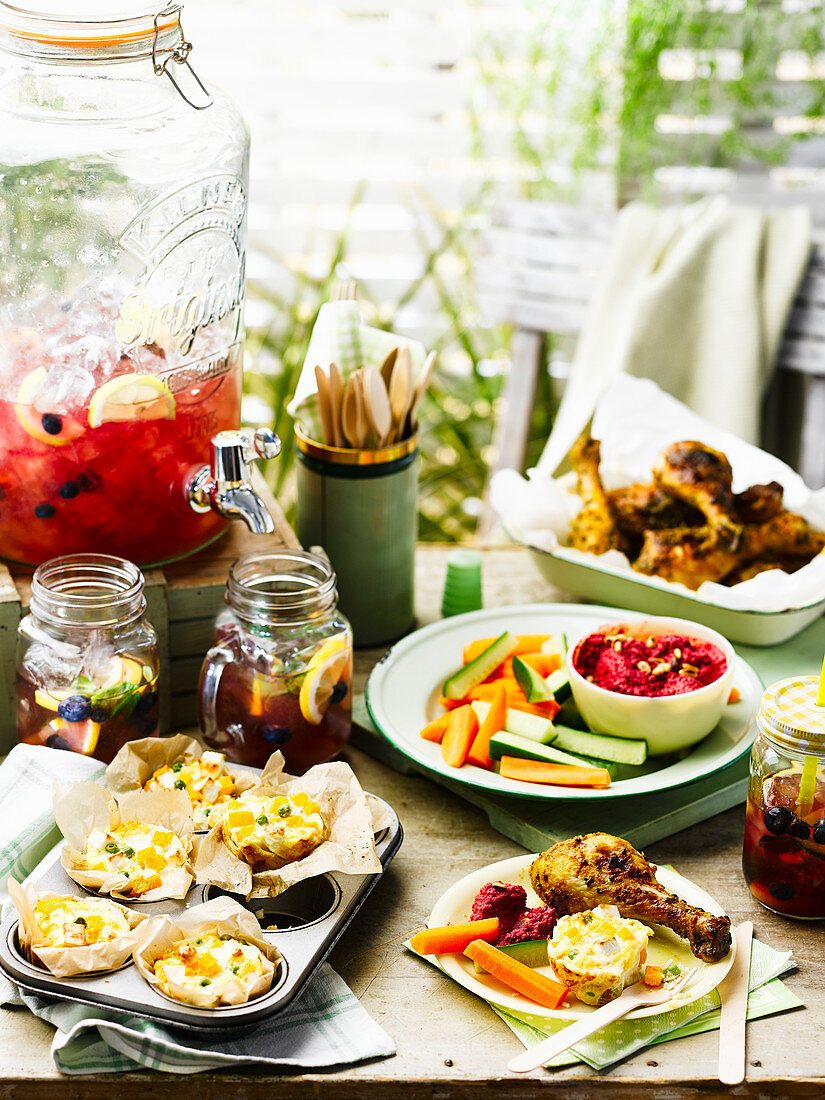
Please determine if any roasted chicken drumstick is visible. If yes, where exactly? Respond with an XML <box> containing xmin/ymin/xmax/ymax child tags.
<box><xmin>652</xmin><ymin>441</ymin><xmax>742</xmax><ymax>550</ymax></box>
<box><xmin>529</xmin><ymin>833</ymin><xmax>731</xmax><ymax>963</ymax></box>
<box><xmin>568</xmin><ymin>435</ymin><xmax>628</xmax><ymax>556</ymax></box>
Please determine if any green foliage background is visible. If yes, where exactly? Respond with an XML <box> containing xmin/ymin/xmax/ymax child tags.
<box><xmin>246</xmin><ymin>0</ymin><xmax>825</xmax><ymax>540</ymax></box>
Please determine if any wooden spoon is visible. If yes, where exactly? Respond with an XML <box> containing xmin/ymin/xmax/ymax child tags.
<box><xmin>362</xmin><ymin>366</ymin><xmax>392</xmax><ymax>447</ymax></box>
<box><xmin>352</xmin><ymin>370</ymin><xmax>370</xmax><ymax>448</ymax></box>
<box><xmin>314</xmin><ymin>365</ymin><xmax>333</xmax><ymax>446</ymax></box>
<box><xmin>389</xmin><ymin>347</ymin><xmax>413</xmax><ymax>442</ymax></box>
<box><xmin>341</xmin><ymin>373</ymin><xmax>360</xmax><ymax>448</ymax></box>
<box><xmin>379</xmin><ymin>346</ymin><xmax>398</xmax><ymax>390</ymax></box>
<box><xmin>406</xmin><ymin>350</ymin><xmax>436</xmax><ymax>435</ymax></box>
<box><xmin>328</xmin><ymin>362</ymin><xmax>344</xmax><ymax>447</ymax></box>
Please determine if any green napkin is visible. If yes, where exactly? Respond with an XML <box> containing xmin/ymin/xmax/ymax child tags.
<box><xmin>408</xmin><ymin>930</ymin><xmax>801</xmax><ymax>1070</ymax></box>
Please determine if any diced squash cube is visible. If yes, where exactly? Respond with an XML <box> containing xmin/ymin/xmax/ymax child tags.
<box><xmin>227</xmin><ymin>810</ymin><xmax>255</xmax><ymax>828</ymax></box>
<box><xmin>235</xmin><ymin>825</ymin><xmax>254</xmax><ymax>841</ymax></box>
<box><xmin>218</xmin><ymin>775</ymin><xmax>235</xmax><ymax>792</ymax></box>
<box><xmin>198</xmin><ymin>953</ymin><xmax>222</xmax><ymax>977</ymax></box>
<box><xmin>285</xmin><ymin>814</ymin><xmax>305</xmax><ymax>828</ymax></box>
<box><xmin>153</xmin><ymin>830</ymin><xmax>173</xmax><ymax>847</ymax></box>
<box><xmin>137</xmin><ymin>847</ymin><xmax>167</xmax><ymax>871</ymax></box>
<box><xmin>84</xmin><ymin>916</ymin><xmax>104</xmax><ymax>942</ymax></box>
<box><xmin>154</xmin><ymin>765</ymin><xmax>171</xmax><ymax>778</ymax></box>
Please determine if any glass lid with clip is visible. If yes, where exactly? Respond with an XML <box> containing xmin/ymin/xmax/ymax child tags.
<box><xmin>0</xmin><ymin>1</ymin><xmax>280</xmax><ymax>567</ymax></box>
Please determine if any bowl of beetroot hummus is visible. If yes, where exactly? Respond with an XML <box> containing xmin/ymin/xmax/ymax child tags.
<box><xmin>566</xmin><ymin>616</ymin><xmax>735</xmax><ymax>755</ymax></box>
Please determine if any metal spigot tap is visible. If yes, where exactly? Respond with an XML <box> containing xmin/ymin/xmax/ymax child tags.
<box><xmin>187</xmin><ymin>428</ymin><xmax>281</xmax><ymax>533</ymax></box>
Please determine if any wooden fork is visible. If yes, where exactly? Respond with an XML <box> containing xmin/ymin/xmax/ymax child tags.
<box><xmin>508</xmin><ymin>966</ymin><xmax>697</xmax><ymax>1073</ymax></box>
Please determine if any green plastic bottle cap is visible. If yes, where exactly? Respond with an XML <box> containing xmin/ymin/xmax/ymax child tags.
<box><xmin>441</xmin><ymin>549</ymin><xmax>482</xmax><ymax>617</ymax></box>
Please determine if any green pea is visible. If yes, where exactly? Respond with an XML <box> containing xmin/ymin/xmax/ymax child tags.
<box><xmin>256</xmin><ymin>814</ymin><xmax>269</xmax><ymax>825</ymax></box>
<box><xmin>277</xmin><ymin>804</ymin><xmax>291</xmax><ymax>818</ymax></box>
<box><xmin>172</xmin><ymin>762</ymin><xmax>183</xmax><ymax>772</ymax></box>
<box><xmin>123</xmin><ymin>847</ymin><xmax>135</xmax><ymax>858</ymax></box>
<box><xmin>104</xmin><ymin>842</ymin><xmax>119</xmax><ymax>854</ymax></box>
<box><xmin>200</xmin><ymin>979</ymin><xmax>211</xmax><ymax>987</ymax></box>
<box><xmin>174</xmin><ymin>779</ymin><xmax>186</xmax><ymax>790</ymax></box>
<box><xmin>74</xmin><ymin>917</ymin><xmax>87</xmax><ymax>926</ymax></box>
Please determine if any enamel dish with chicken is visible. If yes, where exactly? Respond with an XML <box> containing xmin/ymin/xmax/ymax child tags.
<box><xmin>547</xmin><ymin>905</ymin><xmax>651</xmax><ymax>1006</ymax></box>
<box><xmin>144</xmin><ymin>751</ymin><xmax>238</xmax><ymax>829</ymax></box>
<box><xmin>218</xmin><ymin>793</ymin><xmax>327</xmax><ymax>873</ymax></box>
<box><xmin>426</xmin><ymin>833</ymin><xmax>735</xmax><ymax>1021</ymax></box>
<box><xmin>152</xmin><ymin>932</ymin><xmax>273</xmax><ymax>1008</ymax></box>
<box><xmin>82</xmin><ymin>821</ymin><xmax>190</xmax><ymax>898</ymax></box>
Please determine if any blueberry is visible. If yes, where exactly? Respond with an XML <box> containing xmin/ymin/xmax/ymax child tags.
<box><xmin>45</xmin><ymin>733</ymin><xmax>71</xmax><ymax>750</ymax></box>
<box><xmin>769</xmin><ymin>881</ymin><xmax>796</xmax><ymax>901</ymax></box>
<box><xmin>78</xmin><ymin>472</ymin><xmax>101</xmax><ymax>493</ymax></box>
<box><xmin>41</xmin><ymin>413</ymin><xmax>63</xmax><ymax>436</ymax></box>
<box><xmin>261</xmin><ymin>726</ymin><xmax>291</xmax><ymax>745</ymax></box>
<box><xmin>133</xmin><ymin>689</ymin><xmax>156</xmax><ymax>717</ymax></box>
<box><xmin>330</xmin><ymin>680</ymin><xmax>348</xmax><ymax>704</ymax></box>
<box><xmin>90</xmin><ymin>706</ymin><xmax>110</xmax><ymax>723</ymax></box>
<box><xmin>58</xmin><ymin>480</ymin><xmax>80</xmax><ymax>500</ymax></box>
<box><xmin>789</xmin><ymin>819</ymin><xmax>812</xmax><ymax>840</ymax></box>
<box><xmin>763</xmin><ymin>806</ymin><xmax>793</xmax><ymax>836</ymax></box>
<box><xmin>813</xmin><ymin>820</ymin><xmax>825</xmax><ymax>845</ymax></box>
<box><xmin>34</xmin><ymin>502</ymin><xmax>56</xmax><ymax>519</ymax></box>
<box><xmin>57</xmin><ymin>695</ymin><xmax>92</xmax><ymax>722</ymax></box>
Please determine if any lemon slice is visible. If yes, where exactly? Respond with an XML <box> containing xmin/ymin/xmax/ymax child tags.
<box><xmin>299</xmin><ymin>637</ymin><xmax>350</xmax><ymax>725</ymax></box>
<box><xmin>88</xmin><ymin>374</ymin><xmax>175</xmax><ymax>427</ymax></box>
<box><xmin>54</xmin><ymin>717</ymin><xmax>100</xmax><ymax>754</ymax></box>
<box><xmin>15</xmin><ymin>367</ymin><xmax>85</xmax><ymax>446</ymax></box>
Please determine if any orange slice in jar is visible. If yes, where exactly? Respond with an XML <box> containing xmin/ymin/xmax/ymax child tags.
<box><xmin>88</xmin><ymin>374</ymin><xmax>175</xmax><ymax>427</ymax></box>
<box><xmin>14</xmin><ymin>367</ymin><xmax>86</xmax><ymax>446</ymax></box>
<box><xmin>299</xmin><ymin>637</ymin><xmax>350</xmax><ymax>725</ymax></box>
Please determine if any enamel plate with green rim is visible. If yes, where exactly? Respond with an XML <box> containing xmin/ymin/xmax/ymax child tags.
<box><xmin>422</xmin><ymin>853</ymin><xmax>734</xmax><ymax>1021</ymax></box>
<box><xmin>365</xmin><ymin>603</ymin><xmax>761</xmax><ymax>801</ymax></box>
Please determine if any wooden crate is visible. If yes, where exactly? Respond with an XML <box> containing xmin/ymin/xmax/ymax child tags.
<box><xmin>0</xmin><ymin>482</ymin><xmax>299</xmax><ymax>752</ymax></box>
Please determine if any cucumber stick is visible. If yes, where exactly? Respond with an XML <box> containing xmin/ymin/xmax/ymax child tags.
<box><xmin>512</xmin><ymin>656</ymin><xmax>554</xmax><ymax>703</ymax></box>
<box><xmin>442</xmin><ymin>632</ymin><xmax>517</xmax><ymax>700</ymax></box>
<box><xmin>552</xmin><ymin>723</ymin><xmax>647</xmax><ymax>765</ymax></box>
<box><xmin>471</xmin><ymin>701</ymin><xmax>557</xmax><ymax>744</ymax></box>
<box><xmin>488</xmin><ymin>731</ymin><xmax>590</xmax><ymax>767</ymax></box>
<box><xmin>540</xmin><ymin>633</ymin><xmax>567</xmax><ymax>661</ymax></box>
<box><xmin>544</xmin><ymin>668</ymin><xmax>572</xmax><ymax>703</ymax></box>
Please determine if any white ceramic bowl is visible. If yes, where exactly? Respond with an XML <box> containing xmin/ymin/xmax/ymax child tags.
<box><xmin>565</xmin><ymin>615</ymin><xmax>736</xmax><ymax>756</ymax></box>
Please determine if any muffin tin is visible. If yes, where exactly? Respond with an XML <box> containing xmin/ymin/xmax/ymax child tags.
<box><xmin>0</xmin><ymin>794</ymin><xmax>402</xmax><ymax>1032</ymax></box>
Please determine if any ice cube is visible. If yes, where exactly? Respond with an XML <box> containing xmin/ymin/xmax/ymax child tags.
<box><xmin>34</xmin><ymin>363</ymin><xmax>96</xmax><ymax>413</ymax></box>
<box><xmin>82</xmin><ymin>631</ymin><xmax>118</xmax><ymax>686</ymax></box>
<box><xmin>21</xmin><ymin>641</ymin><xmax>83</xmax><ymax>690</ymax></box>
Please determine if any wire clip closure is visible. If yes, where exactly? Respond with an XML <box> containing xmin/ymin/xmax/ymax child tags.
<box><xmin>152</xmin><ymin>4</ymin><xmax>213</xmax><ymax>111</ymax></box>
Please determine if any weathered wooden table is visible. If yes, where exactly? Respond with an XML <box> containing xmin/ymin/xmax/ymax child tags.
<box><xmin>0</xmin><ymin>545</ymin><xmax>820</xmax><ymax>1099</ymax></box>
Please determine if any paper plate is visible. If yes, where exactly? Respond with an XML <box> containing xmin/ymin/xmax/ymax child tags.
<box><xmin>424</xmin><ymin>852</ymin><xmax>735</xmax><ymax>1022</ymax></box>
<box><xmin>365</xmin><ymin>602</ymin><xmax>761</xmax><ymax>801</ymax></box>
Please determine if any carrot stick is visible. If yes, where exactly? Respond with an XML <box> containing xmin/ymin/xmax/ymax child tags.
<box><xmin>468</xmin><ymin>682</ymin><xmax>506</xmax><ymax>770</ymax></box>
<box><xmin>464</xmin><ymin>939</ymin><xmax>569</xmax><ymax>1009</ymax></box>
<box><xmin>520</xmin><ymin>652</ymin><xmax>561</xmax><ymax>678</ymax></box>
<box><xmin>411</xmin><ymin>918</ymin><xmax>500</xmax><ymax>956</ymax></box>
<box><xmin>419</xmin><ymin>715</ymin><xmax>450</xmax><ymax>743</ymax></box>
<box><xmin>468</xmin><ymin>682</ymin><xmax>504</xmax><ymax>701</ymax></box>
<box><xmin>441</xmin><ymin>705</ymin><xmax>480</xmax><ymax>768</ymax></box>
<box><xmin>499</xmin><ymin>756</ymin><xmax>611</xmax><ymax>788</ymax></box>
<box><xmin>462</xmin><ymin>635</ymin><xmax>552</xmax><ymax>663</ymax></box>
<box><xmin>439</xmin><ymin>695</ymin><xmax>467</xmax><ymax>711</ymax></box>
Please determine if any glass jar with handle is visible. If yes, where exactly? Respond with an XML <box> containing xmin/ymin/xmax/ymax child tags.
<box><xmin>199</xmin><ymin>549</ymin><xmax>353</xmax><ymax>773</ymax></box>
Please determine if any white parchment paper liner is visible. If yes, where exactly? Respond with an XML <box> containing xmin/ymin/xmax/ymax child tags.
<box><xmin>104</xmin><ymin>734</ymin><xmax>258</xmax><ymax>827</ymax></box>
<box><xmin>53</xmin><ymin>780</ymin><xmax>195</xmax><ymax>902</ymax></box>
<box><xmin>7</xmin><ymin>876</ymin><xmax>148</xmax><ymax>977</ymax></box>
<box><xmin>132</xmin><ymin>896</ymin><xmax>280</xmax><ymax>1008</ymax></box>
<box><xmin>194</xmin><ymin>753</ymin><xmax>382</xmax><ymax>898</ymax></box>
<box><xmin>491</xmin><ymin>375</ymin><xmax>825</xmax><ymax>613</ymax></box>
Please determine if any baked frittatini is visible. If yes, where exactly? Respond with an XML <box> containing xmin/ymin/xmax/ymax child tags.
<box><xmin>218</xmin><ymin>792</ymin><xmax>327</xmax><ymax>873</ymax></box>
<box><xmin>104</xmin><ymin>734</ymin><xmax>257</xmax><ymax>830</ymax></box>
<box><xmin>133</xmin><ymin>897</ymin><xmax>281</xmax><ymax>1008</ymax></box>
<box><xmin>53</xmin><ymin>780</ymin><xmax>195</xmax><ymax>901</ymax></box>
<box><xmin>8</xmin><ymin>877</ymin><xmax>146</xmax><ymax>976</ymax></box>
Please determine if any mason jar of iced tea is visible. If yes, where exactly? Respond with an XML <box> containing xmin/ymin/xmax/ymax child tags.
<box><xmin>742</xmin><ymin>676</ymin><xmax>825</xmax><ymax>919</ymax></box>
<box><xmin>17</xmin><ymin>554</ymin><xmax>160</xmax><ymax>763</ymax></box>
<box><xmin>198</xmin><ymin>550</ymin><xmax>353</xmax><ymax>773</ymax></box>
